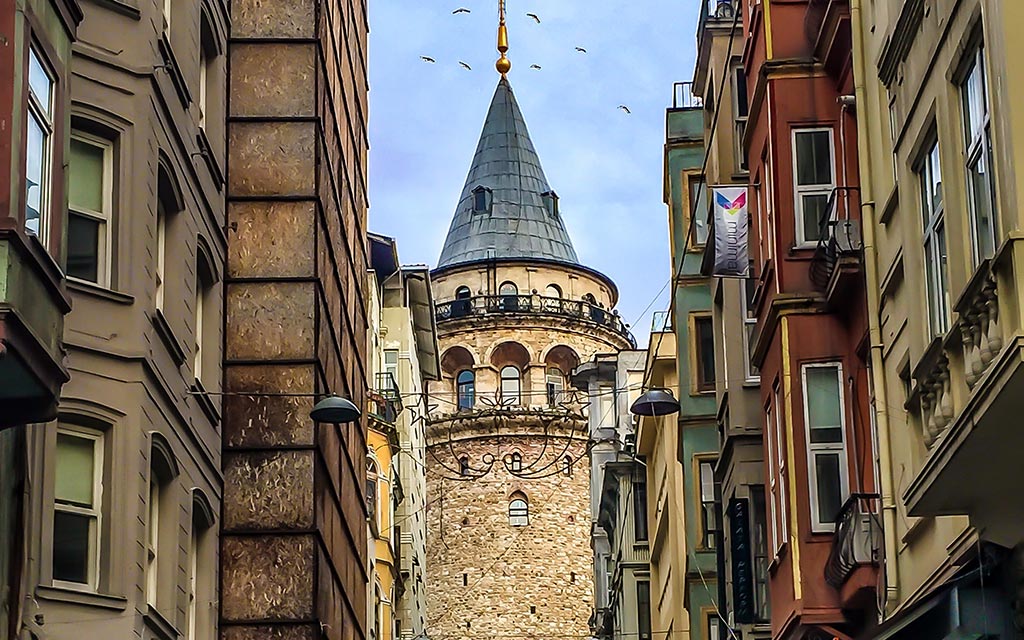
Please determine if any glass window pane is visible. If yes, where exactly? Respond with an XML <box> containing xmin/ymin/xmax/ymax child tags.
<box><xmin>734</xmin><ymin>68</ymin><xmax>748</xmax><ymax>117</ymax></box>
<box><xmin>697</xmin><ymin>317</ymin><xmax>716</xmax><ymax>387</ymax></box>
<box><xmin>814</xmin><ymin>452</ymin><xmax>844</xmax><ymax>524</ymax></box>
<box><xmin>28</xmin><ymin>49</ymin><xmax>52</xmax><ymax>114</ymax></box>
<box><xmin>700</xmin><ymin>462</ymin><xmax>715</xmax><ymax>501</ymax></box>
<box><xmin>56</xmin><ymin>433</ymin><xmax>95</xmax><ymax>506</ymax></box>
<box><xmin>802</xmin><ymin>193</ymin><xmax>830</xmax><ymax>242</ymax></box>
<box><xmin>691</xmin><ymin>179</ymin><xmax>709</xmax><ymax>245</ymax></box>
<box><xmin>26</xmin><ymin>112</ymin><xmax>45</xmax><ymax>235</ymax></box>
<box><xmin>970</xmin><ymin>142</ymin><xmax>996</xmax><ymax>261</ymax></box>
<box><xmin>70</xmin><ymin>138</ymin><xmax>105</xmax><ymax>213</ymax></box>
<box><xmin>795</xmin><ymin>131</ymin><xmax>832</xmax><ymax>185</ymax></box>
<box><xmin>806</xmin><ymin>366</ymin><xmax>842</xmax><ymax>442</ymax></box>
<box><xmin>928</xmin><ymin>144</ymin><xmax>943</xmax><ymax>212</ymax></box>
<box><xmin>67</xmin><ymin>213</ymin><xmax>100</xmax><ymax>282</ymax></box>
<box><xmin>52</xmin><ymin>511</ymin><xmax>91</xmax><ymax>583</ymax></box>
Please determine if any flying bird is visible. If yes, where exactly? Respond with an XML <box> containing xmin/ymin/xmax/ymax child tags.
<box><xmin>452</xmin><ymin>7</ymin><xmax>470</xmax><ymax>13</ymax></box>
<box><xmin>459</xmin><ymin>61</ymin><xmax>472</xmax><ymax>70</ymax></box>
<box><xmin>526</xmin><ymin>12</ymin><xmax>540</xmax><ymax>23</ymax></box>
<box><xmin>529</xmin><ymin>64</ymin><xmax>542</xmax><ymax>70</ymax></box>
<box><xmin>617</xmin><ymin>105</ymin><xmax>631</xmax><ymax>114</ymax></box>
<box><xmin>575</xmin><ymin>46</ymin><xmax>587</xmax><ymax>53</ymax></box>
<box><xmin>420</xmin><ymin>56</ymin><xmax>436</xmax><ymax>63</ymax></box>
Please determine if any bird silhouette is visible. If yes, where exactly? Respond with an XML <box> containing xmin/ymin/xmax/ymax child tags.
<box><xmin>420</xmin><ymin>56</ymin><xmax>436</xmax><ymax>63</ymax></box>
<box><xmin>575</xmin><ymin>47</ymin><xmax>587</xmax><ymax>53</ymax></box>
<box><xmin>617</xmin><ymin>105</ymin><xmax>631</xmax><ymax>114</ymax></box>
<box><xmin>459</xmin><ymin>61</ymin><xmax>472</xmax><ymax>70</ymax></box>
<box><xmin>526</xmin><ymin>12</ymin><xmax>540</xmax><ymax>23</ymax></box>
<box><xmin>452</xmin><ymin>7</ymin><xmax>470</xmax><ymax>13</ymax></box>
<box><xmin>529</xmin><ymin>64</ymin><xmax>542</xmax><ymax>70</ymax></box>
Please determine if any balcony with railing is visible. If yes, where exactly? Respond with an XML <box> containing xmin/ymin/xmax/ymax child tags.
<box><xmin>699</xmin><ymin>0</ymin><xmax>737</xmax><ymax>36</ymax></box>
<box><xmin>809</xmin><ymin>187</ymin><xmax>863</xmax><ymax>305</ymax></box>
<box><xmin>370</xmin><ymin>371</ymin><xmax>403</xmax><ymax>424</ymax></box>
<box><xmin>905</xmin><ymin>239</ymin><xmax>1024</xmax><ymax>533</ymax></box>
<box><xmin>435</xmin><ymin>293</ymin><xmax>636</xmax><ymax>347</ymax></box>
<box><xmin>825</xmin><ymin>493</ymin><xmax>881</xmax><ymax>603</ymax></box>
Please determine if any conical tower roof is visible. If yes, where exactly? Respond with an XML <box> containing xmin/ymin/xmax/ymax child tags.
<box><xmin>437</xmin><ymin>77</ymin><xmax>579</xmax><ymax>268</ymax></box>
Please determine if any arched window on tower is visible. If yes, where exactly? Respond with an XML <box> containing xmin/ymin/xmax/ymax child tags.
<box><xmin>508</xmin><ymin>492</ymin><xmax>529</xmax><ymax>527</ymax></box>
<box><xmin>507</xmin><ymin>452</ymin><xmax>523</xmax><ymax>473</ymax></box>
<box><xmin>457</xmin><ymin>370</ymin><xmax>475</xmax><ymax>410</ymax></box>
<box><xmin>546</xmin><ymin>367</ymin><xmax>565</xmax><ymax>407</ymax></box>
<box><xmin>459</xmin><ymin>456</ymin><xmax>470</xmax><ymax>476</ymax></box>
<box><xmin>544</xmin><ymin>284</ymin><xmax>562</xmax><ymax>299</ymax></box>
<box><xmin>498</xmin><ymin>281</ymin><xmax>519</xmax><ymax>311</ymax></box>
<box><xmin>455</xmin><ymin>286</ymin><xmax>471</xmax><ymax>300</ymax></box>
<box><xmin>582</xmin><ymin>293</ymin><xmax>597</xmax><ymax>306</ymax></box>
<box><xmin>500</xmin><ymin>366</ymin><xmax>521</xmax><ymax>405</ymax></box>
<box><xmin>563</xmin><ymin>455</ymin><xmax>573</xmax><ymax>476</ymax></box>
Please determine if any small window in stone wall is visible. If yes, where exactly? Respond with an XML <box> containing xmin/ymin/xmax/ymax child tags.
<box><xmin>509</xmin><ymin>492</ymin><xmax>529</xmax><ymax>526</ymax></box>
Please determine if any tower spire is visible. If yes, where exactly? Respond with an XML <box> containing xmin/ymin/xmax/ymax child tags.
<box><xmin>496</xmin><ymin>0</ymin><xmax>511</xmax><ymax>75</ymax></box>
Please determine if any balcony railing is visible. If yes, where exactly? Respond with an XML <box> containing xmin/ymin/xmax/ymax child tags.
<box><xmin>371</xmin><ymin>371</ymin><xmax>403</xmax><ymax>424</ymax></box>
<box><xmin>699</xmin><ymin>0</ymin><xmax>738</xmax><ymax>35</ymax></box>
<box><xmin>809</xmin><ymin>187</ymin><xmax>863</xmax><ymax>299</ymax></box>
<box><xmin>435</xmin><ymin>294</ymin><xmax>636</xmax><ymax>347</ymax></box>
<box><xmin>825</xmin><ymin>493</ymin><xmax>882</xmax><ymax>589</ymax></box>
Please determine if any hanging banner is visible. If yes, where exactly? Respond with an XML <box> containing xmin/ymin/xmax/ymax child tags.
<box><xmin>712</xmin><ymin>186</ymin><xmax>749</xmax><ymax>277</ymax></box>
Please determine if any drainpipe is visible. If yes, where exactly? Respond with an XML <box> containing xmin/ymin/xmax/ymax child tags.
<box><xmin>849</xmin><ymin>0</ymin><xmax>900</xmax><ymax>614</ymax></box>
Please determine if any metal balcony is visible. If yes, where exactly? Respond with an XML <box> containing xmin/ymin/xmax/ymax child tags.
<box><xmin>809</xmin><ymin>187</ymin><xmax>863</xmax><ymax>304</ymax></box>
<box><xmin>371</xmin><ymin>372</ymin><xmax>403</xmax><ymax>424</ymax></box>
<box><xmin>435</xmin><ymin>294</ymin><xmax>636</xmax><ymax>347</ymax></box>
<box><xmin>825</xmin><ymin>493</ymin><xmax>882</xmax><ymax>589</ymax></box>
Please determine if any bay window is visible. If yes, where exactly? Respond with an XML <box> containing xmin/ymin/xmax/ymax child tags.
<box><xmin>802</xmin><ymin>362</ymin><xmax>849</xmax><ymax>532</ymax></box>
<box><xmin>25</xmin><ymin>47</ymin><xmax>54</xmax><ymax>240</ymax></box>
<box><xmin>919</xmin><ymin>139</ymin><xmax>950</xmax><ymax>336</ymax></box>
<box><xmin>792</xmin><ymin>128</ymin><xmax>835</xmax><ymax>246</ymax></box>
<box><xmin>961</xmin><ymin>43</ymin><xmax>997</xmax><ymax>264</ymax></box>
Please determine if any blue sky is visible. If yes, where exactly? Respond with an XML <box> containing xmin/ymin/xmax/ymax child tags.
<box><xmin>367</xmin><ymin>1</ymin><xmax>700</xmax><ymax>345</ymax></box>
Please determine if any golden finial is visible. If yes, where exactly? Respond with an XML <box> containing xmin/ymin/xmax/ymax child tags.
<box><xmin>496</xmin><ymin>0</ymin><xmax>511</xmax><ymax>75</ymax></box>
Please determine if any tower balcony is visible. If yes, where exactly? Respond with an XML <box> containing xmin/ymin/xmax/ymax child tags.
<box><xmin>434</xmin><ymin>293</ymin><xmax>636</xmax><ymax>347</ymax></box>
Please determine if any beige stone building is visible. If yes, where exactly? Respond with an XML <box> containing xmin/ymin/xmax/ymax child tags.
<box><xmin>854</xmin><ymin>0</ymin><xmax>1024</xmax><ymax>635</ymax></box>
<box><xmin>423</xmin><ymin>70</ymin><xmax>634</xmax><ymax>639</ymax></box>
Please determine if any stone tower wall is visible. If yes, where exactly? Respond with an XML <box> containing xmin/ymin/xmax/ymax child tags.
<box><xmin>425</xmin><ymin>260</ymin><xmax>632</xmax><ymax>640</ymax></box>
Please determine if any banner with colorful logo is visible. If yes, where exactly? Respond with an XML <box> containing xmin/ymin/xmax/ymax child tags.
<box><xmin>712</xmin><ymin>186</ymin><xmax>749</xmax><ymax>277</ymax></box>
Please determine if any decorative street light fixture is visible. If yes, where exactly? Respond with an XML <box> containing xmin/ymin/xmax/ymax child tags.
<box><xmin>629</xmin><ymin>388</ymin><xmax>681</xmax><ymax>417</ymax></box>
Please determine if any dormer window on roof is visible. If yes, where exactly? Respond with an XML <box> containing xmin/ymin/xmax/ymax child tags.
<box><xmin>472</xmin><ymin>186</ymin><xmax>493</xmax><ymax>214</ymax></box>
<box><xmin>542</xmin><ymin>191</ymin><xmax>559</xmax><ymax>217</ymax></box>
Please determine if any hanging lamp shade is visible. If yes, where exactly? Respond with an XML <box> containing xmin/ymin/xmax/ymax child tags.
<box><xmin>310</xmin><ymin>395</ymin><xmax>361</xmax><ymax>424</ymax></box>
<box><xmin>629</xmin><ymin>388</ymin><xmax>681</xmax><ymax>417</ymax></box>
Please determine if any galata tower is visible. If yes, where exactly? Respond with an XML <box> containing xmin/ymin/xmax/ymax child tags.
<box><xmin>424</xmin><ymin>15</ymin><xmax>635</xmax><ymax>638</ymax></box>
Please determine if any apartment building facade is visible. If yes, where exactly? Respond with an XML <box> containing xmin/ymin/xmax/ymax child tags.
<box><xmin>741</xmin><ymin>0</ymin><xmax>879</xmax><ymax>637</ymax></box>
<box><xmin>695</xmin><ymin>1</ymin><xmax>772</xmax><ymax>637</ymax></box>
<box><xmin>1</xmin><ymin>0</ymin><xmax>80</xmax><ymax>636</ymax></box>
<box><xmin>853</xmin><ymin>0</ymin><xmax>1024</xmax><ymax>636</ymax></box>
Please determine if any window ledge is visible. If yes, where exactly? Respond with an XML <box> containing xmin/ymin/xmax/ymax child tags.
<box><xmin>143</xmin><ymin>604</ymin><xmax>181</xmax><ymax>640</ymax></box>
<box><xmin>195</xmin><ymin>128</ymin><xmax>224</xmax><ymax>188</ymax></box>
<box><xmin>68</xmin><ymin>278</ymin><xmax>135</xmax><ymax>305</ymax></box>
<box><xmin>153</xmin><ymin>310</ymin><xmax>187</xmax><ymax>367</ymax></box>
<box><xmin>90</xmin><ymin>0</ymin><xmax>141</xmax><ymax>19</ymax></box>
<box><xmin>190</xmin><ymin>378</ymin><xmax>221</xmax><ymax>426</ymax></box>
<box><xmin>36</xmin><ymin>584</ymin><xmax>128</xmax><ymax>610</ymax></box>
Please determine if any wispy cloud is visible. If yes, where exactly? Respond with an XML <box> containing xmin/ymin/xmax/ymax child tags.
<box><xmin>368</xmin><ymin>1</ymin><xmax>700</xmax><ymax>344</ymax></box>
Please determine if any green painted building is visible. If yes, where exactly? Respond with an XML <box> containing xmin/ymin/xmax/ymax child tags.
<box><xmin>663</xmin><ymin>87</ymin><xmax>722</xmax><ymax>640</ymax></box>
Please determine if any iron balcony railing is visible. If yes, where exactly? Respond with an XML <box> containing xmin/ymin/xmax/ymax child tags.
<box><xmin>699</xmin><ymin>0</ymin><xmax>738</xmax><ymax>35</ymax></box>
<box><xmin>825</xmin><ymin>493</ymin><xmax>882</xmax><ymax>589</ymax></box>
<box><xmin>435</xmin><ymin>294</ymin><xmax>636</xmax><ymax>347</ymax></box>
<box><xmin>371</xmin><ymin>371</ymin><xmax>403</xmax><ymax>424</ymax></box>
<box><xmin>809</xmin><ymin>186</ymin><xmax>863</xmax><ymax>292</ymax></box>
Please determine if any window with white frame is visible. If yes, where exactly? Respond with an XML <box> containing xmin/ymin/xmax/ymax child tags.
<box><xmin>162</xmin><ymin>0</ymin><xmax>172</xmax><ymax>32</ymax></box>
<box><xmin>146</xmin><ymin>471</ymin><xmax>163</xmax><ymax>606</ymax></box>
<box><xmin>919</xmin><ymin>139</ymin><xmax>950</xmax><ymax>336</ymax></box>
<box><xmin>500</xmin><ymin>366</ymin><xmax>521</xmax><ymax>405</ymax></box>
<box><xmin>546</xmin><ymin>367</ymin><xmax>565</xmax><ymax>407</ymax></box>
<box><xmin>187</xmin><ymin>498</ymin><xmax>214</xmax><ymax>640</ymax></box>
<box><xmin>699</xmin><ymin>460</ymin><xmax>717</xmax><ymax>549</ymax></box>
<box><xmin>802</xmin><ymin>362</ymin><xmax>849</xmax><ymax>532</ymax></box>
<box><xmin>766</xmin><ymin>383</ymin><xmax>788</xmax><ymax>554</ymax></box>
<box><xmin>52</xmin><ymin>427</ymin><xmax>103</xmax><ymax>588</ymax></box>
<box><xmin>25</xmin><ymin>47</ymin><xmax>54</xmax><ymax>240</ymax></box>
<box><xmin>67</xmin><ymin>132</ymin><xmax>113</xmax><ymax>285</ymax></box>
<box><xmin>764</xmin><ymin>402</ymin><xmax>779</xmax><ymax>552</ymax></box>
<box><xmin>194</xmin><ymin>258</ymin><xmax>215</xmax><ymax>386</ymax></box>
<box><xmin>792</xmin><ymin>128</ymin><xmax>836</xmax><ymax>246</ymax></box>
<box><xmin>961</xmin><ymin>43</ymin><xmax>997</xmax><ymax>264</ymax></box>
<box><xmin>508</xmin><ymin>493</ymin><xmax>529</xmax><ymax>526</ymax></box>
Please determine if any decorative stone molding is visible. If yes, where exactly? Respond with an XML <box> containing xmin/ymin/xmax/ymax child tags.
<box><xmin>957</xmin><ymin>266</ymin><xmax>1001</xmax><ymax>390</ymax></box>
<box><xmin>916</xmin><ymin>347</ymin><xmax>952</xmax><ymax>450</ymax></box>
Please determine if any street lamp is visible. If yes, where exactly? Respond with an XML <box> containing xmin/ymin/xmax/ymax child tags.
<box><xmin>310</xmin><ymin>395</ymin><xmax>361</xmax><ymax>424</ymax></box>
<box><xmin>629</xmin><ymin>388</ymin><xmax>681</xmax><ymax>417</ymax></box>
